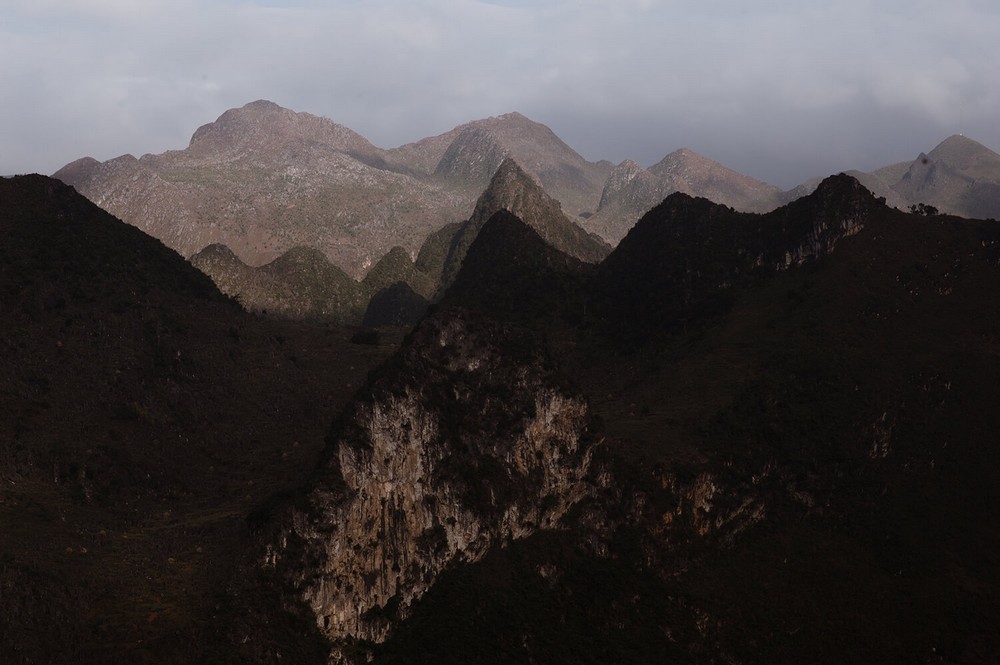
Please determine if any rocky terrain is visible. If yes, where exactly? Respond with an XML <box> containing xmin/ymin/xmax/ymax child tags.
<box><xmin>789</xmin><ymin>134</ymin><xmax>1000</xmax><ymax>220</ymax></box>
<box><xmin>52</xmin><ymin>102</ymin><xmax>1000</xmax><ymax>332</ymax></box>
<box><xmin>586</xmin><ymin>149</ymin><xmax>784</xmax><ymax>244</ymax></box>
<box><xmin>187</xmin><ymin>157</ymin><xmax>609</xmax><ymax>324</ymax></box>
<box><xmin>6</xmin><ymin>154</ymin><xmax>1000</xmax><ymax>664</ymax></box>
<box><xmin>52</xmin><ymin>102</ymin><xmax>613</xmax><ymax>281</ymax></box>
<box><xmin>233</xmin><ymin>174</ymin><xmax>999</xmax><ymax>663</ymax></box>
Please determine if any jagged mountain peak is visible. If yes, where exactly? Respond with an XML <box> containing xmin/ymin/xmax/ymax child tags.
<box><xmin>472</xmin><ymin>157</ymin><xmax>611</xmax><ymax>263</ymax></box>
<box><xmin>597</xmin><ymin>172</ymin><xmax>882</xmax><ymax>344</ymax></box>
<box><xmin>489</xmin><ymin>156</ymin><xmax>542</xmax><ymax>191</ymax></box>
<box><xmin>470</xmin><ymin>157</ymin><xmax>565</xmax><ymax>224</ymax></box>
<box><xmin>496</xmin><ymin>110</ymin><xmax>528</xmax><ymax>121</ymax></box>
<box><xmin>649</xmin><ymin>147</ymin><xmax>715</xmax><ymax>175</ymax></box>
<box><xmin>435</xmin><ymin>159</ymin><xmax>610</xmax><ymax>294</ymax></box>
<box><xmin>812</xmin><ymin>172</ymin><xmax>880</xmax><ymax>198</ymax></box>
<box><xmin>779</xmin><ymin>173</ymin><xmax>887</xmax><ymax>228</ymax></box>
<box><xmin>429</xmin><ymin>112</ymin><xmax>613</xmax><ymax>217</ymax></box>
<box><xmin>648</xmin><ymin>147</ymin><xmax>775</xmax><ymax>195</ymax></box>
<box><xmin>653</xmin><ymin>146</ymin><xmax>702</xmax><ymax>166</ymax></box>
<box><xmin>892</xmin><ymin>134</ymin><xmax>1000</xmax><ymax>213</ymax></box>
<box><xmin>928</xmin><ymin>133</ymin><xmax>996</xmax><ymax>159</ymax></box>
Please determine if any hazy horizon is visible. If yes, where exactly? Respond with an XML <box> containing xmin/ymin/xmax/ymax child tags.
<box><xmin>3</xmin><ymin>1</ymin><xmax>999</xmax><ymax>188</ymax></box>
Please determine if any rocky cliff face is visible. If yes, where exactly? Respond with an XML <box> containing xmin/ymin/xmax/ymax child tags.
<box><xmin>262</xmin><ymin>309</ymin><xmax>597</xmax><ymax>650</ymax></box>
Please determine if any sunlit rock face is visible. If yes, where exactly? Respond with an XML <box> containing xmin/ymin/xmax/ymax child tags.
<box><xmin>264</xmin><ymin>308</ymin><xmax>596</xmax><ymax>646</ymax></box>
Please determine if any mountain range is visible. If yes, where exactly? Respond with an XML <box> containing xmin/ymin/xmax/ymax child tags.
<box><xmin>54</xmin><ymin>102</ymin><xmax>1000</xmax><ymax>303</ymax></box>
<box><xmin>4</xmin><ymin>167</ymin><xmax>999</xmax><ymax>663</ymax></box>
<box><xmin>185</xmin><ymin>157</ymin><xmax>608</xmax><ymax>325</ymax></box>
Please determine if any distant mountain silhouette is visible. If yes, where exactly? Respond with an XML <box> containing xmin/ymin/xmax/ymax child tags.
<box><xmin>589</xmin><ymin>148</ymin><xmax>783</xmax><ymax>243</ymax></box>
<box><xmin>788</xmin><ymin>134</ymin><xmax>1000</xmax><ymax>220</ymax></box>
<box><xmin>53</xmin><ymin>103</ymin><xmax>613</xmax><ymax>280</ymax></box>
<box><xmin>595</xmin><ymin>174</ymin><xmax>879</xmax><ymax>343</ymax></box>
<box><xmin>892</xmin><ymin>134</ymin><xmax>1000</xmax><ymax>219</ymax></box>
<box><xmin>54</xmin><ymin>100</ymin><xmax>472</xmax><ymax>278</ymax></box>
<box><xmin>50</xmin><ymin>100</ymin><xmax>1000</xmax><ymax>333</ymax></box>
<box><xmin>435</xmin><ymin>158</ymin><xmax>610</xmax><ymax>295</ymax></box>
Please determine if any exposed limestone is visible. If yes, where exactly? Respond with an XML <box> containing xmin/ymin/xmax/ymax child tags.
<box><xmin>263</xmin><ymin>309</ymin><xmax>597</xmax><ymax>648</ymax></box>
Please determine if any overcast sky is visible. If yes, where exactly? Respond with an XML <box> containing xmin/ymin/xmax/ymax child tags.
<box><xmin>3</xmin><ymin>0</ymin><xmax>999</xmax><ymax>187</ymax></box>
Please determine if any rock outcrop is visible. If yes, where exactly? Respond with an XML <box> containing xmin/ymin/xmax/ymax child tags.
<box><xmin>262</xmin><ymin>309</ymin><xmax>598</xmax><ymax>648</ymax></box>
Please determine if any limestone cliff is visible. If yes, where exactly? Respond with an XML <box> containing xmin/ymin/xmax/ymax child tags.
<box><xmin>262</xmin><ymin>308</ymin><xmax>597</xmax><ymax>650</ymax></box>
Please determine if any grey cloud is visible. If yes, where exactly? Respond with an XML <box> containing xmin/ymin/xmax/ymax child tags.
<box><xmin>3</xmin><ymin>0</ymin><xmax>999</xmax><ymax>188</ymax></box>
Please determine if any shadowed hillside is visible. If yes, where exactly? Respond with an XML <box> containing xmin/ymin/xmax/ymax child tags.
<box><xmin>349</xmin><ymin>175</ymin><xmax>1000</xmax><ymax>664</ymax></box>
<box><xmin>5</xmin><ymin>172</ymin><xmax>999</xmax><ymax>664</ymax></box>
<box><xmin>0</xmin><ymin>176</ymin><xmax>400</xmax><ymax>664</ymax></box>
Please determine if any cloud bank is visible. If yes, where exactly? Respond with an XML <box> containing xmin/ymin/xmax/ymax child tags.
<box><xmin>3</xmin><ymin>0</ymin><xmax>999</xmax><ymax>186</ymax></box>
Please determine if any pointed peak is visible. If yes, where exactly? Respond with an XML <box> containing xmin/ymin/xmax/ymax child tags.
<box><xmin>927</xmin><ymin>133</ymin><xmax>1000</xmax><ymax>168</ymax></box>
<box><xmin>490</xmin><ymin>157</ymin><xmax>538</xmax><ymax>186</ymax></box>
<box><xmin>670</xmin><ymin>147</ymin><xmax>698</xmax><ymax>158</ymax></box>
<box><xmin>933</xmin><ymin>134</ymin><xmax>988</xmax><ymax>152</ymax></box>
<box><xmin>794</xmin><ymin>173</ymin><xmax>885</xmax><ymax>214</ymax></box>
<box><xmin>647</xmin><ymin>190</ymin><xmax>717</xmax><ymax>217</ymax></box>
<box><xmin>473</xmin><ymin>158</ymin><xmax>561</xmax><ymax>223</ymax></box>
<box><xmin>814</xmin><ymin>172</ymin><xmax>868</xmax><ymax>194</ymax></box>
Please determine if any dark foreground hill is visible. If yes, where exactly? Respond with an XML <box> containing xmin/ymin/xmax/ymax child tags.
<box><xmin>4</xmin><ymin>173</ymin><xmax>1000</xmax><ymax>664</ymax></box>
<box><xmin>239</xmin><ymin>174</ymin><xmax>1000</xmax><ymax>664</ymax></box>
<box><xmin>0</xmin><ymin>176</ymin><xmax>400</xmax><ymax>663</ymax></box>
